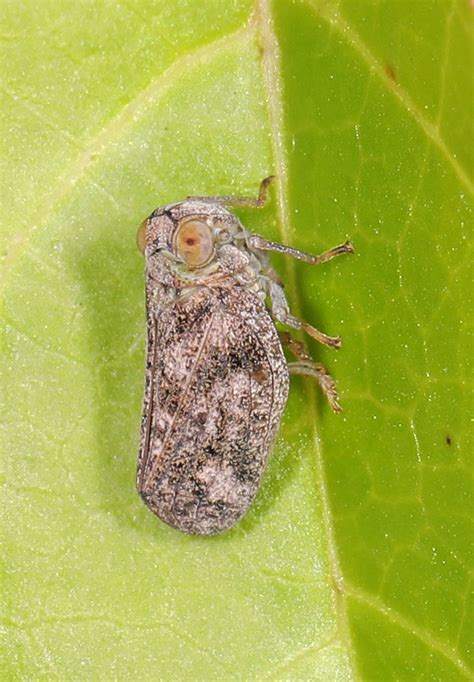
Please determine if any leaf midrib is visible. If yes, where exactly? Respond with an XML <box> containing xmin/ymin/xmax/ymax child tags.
<box><xmin>256</xmin><ymin>0</ymin><xmax>358</xmax><ymax>678</ymax></box>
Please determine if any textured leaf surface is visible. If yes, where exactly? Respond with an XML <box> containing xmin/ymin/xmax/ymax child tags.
<box><xmin>1</xmin><ymin>1</ymin><xmax>472</xmax><ymax>680</ymax></box>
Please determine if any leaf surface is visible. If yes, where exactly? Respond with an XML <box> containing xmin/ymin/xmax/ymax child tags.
<box><xmin>1</xmin><ymin>1</ymin><xmax>472</xmax><ymax>679</ymax></box>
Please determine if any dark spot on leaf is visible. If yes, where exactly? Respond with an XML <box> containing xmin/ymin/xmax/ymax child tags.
<box><xmin>385</xmin><ymin>63</ymin><xmax>398</xmax><ymax>83</ymax></box>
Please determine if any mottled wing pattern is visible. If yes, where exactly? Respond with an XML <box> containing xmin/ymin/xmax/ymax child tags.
<box><xmin>137</xmin><ymin>286</ymin><xmax>289</xmax><ymax>535</ymax></box>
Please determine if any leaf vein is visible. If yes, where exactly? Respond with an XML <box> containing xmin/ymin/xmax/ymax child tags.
<box><xmin>309</xmin><ymin>1</ymin><xmax>474</xmax><ymax>198</ymax></box>
<box><xmin>346</xmin><ymin>587</ymin><xmax>473</xmax><ymax>679</ymax></box>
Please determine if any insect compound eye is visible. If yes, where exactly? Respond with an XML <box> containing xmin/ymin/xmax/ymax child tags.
<box><xmin>174</xmin><ymin>218</ymin><xmax>214</xmax><ymax>269</ymax></box>
<box><xmin>136</xmin><ymin>218</ymin><xmax>148</xmax><ymax>254</ymax></box>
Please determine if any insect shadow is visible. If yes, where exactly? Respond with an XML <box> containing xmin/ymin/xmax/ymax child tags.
<box><xmin>75</xmin><ymin>226</ymin><xmax>148</xmax><ymax>531</ymax></box>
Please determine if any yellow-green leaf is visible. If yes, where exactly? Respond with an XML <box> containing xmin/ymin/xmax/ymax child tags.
<box><xmin>1</xmin><ymin>1</ymin><xmax>472</xmax><ymax>680</ymax></box>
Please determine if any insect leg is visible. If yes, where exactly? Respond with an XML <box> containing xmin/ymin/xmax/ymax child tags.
<box><xmin>187</xmin><ymin>175</ymin><xmax>275</xmax><ymax>208</ymax></box>
<box><xmin>249</xmin><ymin>235</ymin><xmax>354</xmax><ymax>264</ymax></box>
<box><xmin>278</xmin><ymin>330</ymin><xmax>311</xmax><ymax>361</ymax></box>
<box><xmin>268</xmin><ymin>280</ymin><xmax>342</xmax><ymax>349</ymax></box>
<box><xmin>291</xmin><ymin>363</ymin><xmax>342</xmax><ymax>413</ymax></box>
<box><xmin>278</xmin><ymin>330</ymin><xmax>341</xmax><ymax>412</ymax></box>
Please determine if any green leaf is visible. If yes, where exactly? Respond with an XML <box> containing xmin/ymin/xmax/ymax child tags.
<box><xmin>1</xmin><ymin>1</ymin><xmax>472</xmax><ymax>680</ymax></box>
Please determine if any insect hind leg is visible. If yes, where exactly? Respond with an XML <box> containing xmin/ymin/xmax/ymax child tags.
<box><xmin>279</xmin><ymin>331</ymin><xmax>342</xmax><ymax>413</ymax></box>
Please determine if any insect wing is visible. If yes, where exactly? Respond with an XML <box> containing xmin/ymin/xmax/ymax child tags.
<box><xmin>137</xmin><ymin>286</ymin><xmax>289</xmax><ymax>535</ymax></box>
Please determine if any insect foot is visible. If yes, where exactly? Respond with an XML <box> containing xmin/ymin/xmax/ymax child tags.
<box><xmin>136</xmin><ymin>177</ymin><xmax>353</xmax><ymax>534</ymax></box>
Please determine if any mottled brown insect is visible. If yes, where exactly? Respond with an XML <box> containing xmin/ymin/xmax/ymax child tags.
<box><xmin>136</xmin><ymin>177</ymin><xmax>353</xmax><ymax>535</ymax></box>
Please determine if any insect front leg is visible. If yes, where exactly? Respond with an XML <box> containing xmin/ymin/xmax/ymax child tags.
<box><xmin>187</xmin><ymin>175</ymin><xmax>275</xmax><ymax>208</ymax></box>
<box><xmin>279</xmin><ymin>331</ymin><xmax>342</xmax><ymax>413</ymax></box>
<box><xmin>268</xmin><ymin>279</ymin><xmax>342</xmax><ymax>349</ymax></box>
<box><xmin>248</xmin><ymin>235</ymin><xmax>353</xmax><ymax>264</ymax></box>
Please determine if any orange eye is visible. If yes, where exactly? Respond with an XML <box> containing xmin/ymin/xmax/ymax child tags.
<box><xmin>174</xmin><ymin>218</ymin><xmax>214</xmax><ymax>268</ymax></box>
<box><xmin>136</xmin><ymin>218</ymin><xmax>148</xmax><ymax>254</ymax></box>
